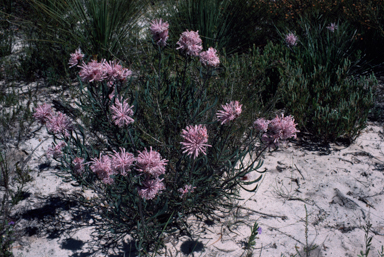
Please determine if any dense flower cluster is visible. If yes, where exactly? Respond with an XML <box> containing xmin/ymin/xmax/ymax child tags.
<box><xmin>326</xmin><ymin>23</ymin><xmax>338</xmax><ymax>32</ymax></box>
<box><xmin>78</xmin><ymin>59</ymin><xmax>132</xmax><ymax>85</ymax></box>
<box><xmin>111</xmin><ymin>148</ymin><xmax>135</xmax><ymax>176</ymax></box>
<box><xmin>216</xmin><ymin>101</ymin><xmax>242</xmax><ymax>125</ymax></box>
<box><xmin>176</xmin><ymin>30</ymin><xmax>203</xmax><ymax>56</ymax></box>
<box><xmin>104</xmin><ymin>60</ymin><xmax>133</xmax><ymax>83</ymax></box>
<box><xmin>88</xmin><ymin>154</ymin><xmax>115</xmax><ymax>184</ymax></box>
<box><xmin>285</xmin><ymin>33</ymin><xmax>298</xmax><ymax>46</ymax></box>
<box><xmin>33</xmin><ymin>103</ymin><xmax>52</xmax><ymax>124</ymax></box>
<box><xmin>150</xmin><ymin>19</ymin><xmax>169</xmax><ymax>47</ymax></box>
<box><xmin>110</xmin><ymin>97</ymin><xmax>134</xmax><ymax>127</ymax></box>
<box><xmin>46</xmin><ymin>112</ymin><xmax>73</xmax><ymax>138</ymax></box>
<box><xmin>34</xmin><ymin>103</ymin><xmax>73</xmax><ymax>138</ymax></box>
<box><xmin>69</xmin><ymin>48</ymin><xmax>84</xmax><ymax>68</ymax></box>
<box><xmin>199</xmin><ymin>47</ymin><xmax>220</xmax><ymax>67</ymax></box>
<box><xmin>136</xmin><ymin>147</ymin><xmax>168</xmax><ymax>200</ymax></box>
<box><xmin>138</xmin><ymin>178</ymin><xmax>165</xmax><ymax>200</ymax></box>
<box><xmin>46</xmin><ymin>142</ymin><xmax>66</xmax><ymax>158</ymax></box>
<box><xmin>254</xmin><ymin>115</ymin><xmax>299</xmax><ymax>147</ymax></box>
<box><xmin>136</xmin><ymin>147</ymin><xmax>168</xmax><ymax>177</ymax></box>
<box><xmin>181</xmin><ymin>124</ymin><xmax>211</xmax><ymax>159</ymax></box>
<box><xmin>88</xmin><ymin>148</ymin><xmax>136</xmax><ymax>184</ymax></box>
<box><xmin>178</xmin><ymin>184</ymin><xmax>196</xmax><ymax>198</ymax></box>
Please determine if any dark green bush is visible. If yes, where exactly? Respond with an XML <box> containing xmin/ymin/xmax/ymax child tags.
<box><xmin>210</xmin><ymin>42</ymin><xmax>285</xmax><ymax>123</ymax></box>
<box><xmin>279</xmin><ymin>16</ymin><xmax>376</xmax><ymax>143</ymax></box>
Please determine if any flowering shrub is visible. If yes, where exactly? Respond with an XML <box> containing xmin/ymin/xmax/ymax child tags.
<box><xmin>34</xmin><ymin>22</ymin><xmax>298</xmax><ymax>254</ymax></box>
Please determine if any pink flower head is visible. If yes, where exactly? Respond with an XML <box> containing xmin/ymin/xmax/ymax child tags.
<box><xmin>138</xmin><ymin>178</ymin><xmax>165</xmax><ymax>200</ymax></box>
<box><xmin>285</xmin><ymin>33</ymin><xmax>298</xmax><ymax>46</ymax></box>
<box><xmin>150</xmin><ymin>19</ymin><xmax>169</xmax><ymax>47</ymax></box>
<box><xmin>200</xmin><ymin>47</ymin><xmax>220</xmax><ymax>67</ymax></box>
<box><xmin>259</xmin><ymin>114</ymin><xmax>299</xmax><ymax>147</ymax></box>
<box><xmin>180</xmin><ymin>124</ymin><xmax>211</xmax><ymax>159</ymax></box>
<box><xmin>33</xmin><ymin>103</ymin><xmax>53</xmax><ymax>124</ymax></box>
<box><xmin>216</xmin><ymin>101</ymin><xmax>242</xmax><ymax>125</ymax></box>
<box><xmin>46</xmin><ymin>112</ymin><xmax>73</xmax><ymax>138</ymax></box>
<box><xmin>110</xmin><ymin>97</ymin><xmax>134</xmax><ymax>127</ymax></box>
<box><xmin>136</xmin><ymin>147</ymin><xmax>168</xmax><ymax>177</ymax></box>
<box><xmin>78</xmin><ymin>59</ymin><xmax>107</xmax><ymax>83</ymax></box>
<box><xmin>69</xmin><ymin>48</ymin><xmax>84</xmax><ymax>68</ymax></box>
<box><xmin>326</xmin><ymin>23</ymin><xmax>338</xmax><ymax>32</ymax></box>
<box><xmin>111</xmin><ymin>148</ymin><xmax>135</xmax><ymax>176</ymax></box>
<box><xmin>253</xmin><ymin>118</ymin><xmax>270</xmax><ymax>133</ymax></box>
<box><xmin>88</xmin><ymin>153</ymin><xmax>115</xmax><ymax>184</ymax></box>
<box><xmin>271</xmin><ymin>114</ymin><xmax>299</xmax><ymax>141</ymax></box>
<box><xmin>176</xmin><ymin>30</ymin><xmax>203</xmax><ymax>56</ymax></box>
<box><xmin>72</xmin><ymin>157</ymin><xmax>85</xmax><ymax>174</ymax></box>
<box><xmin>46</xmin><ymin>142</ymin><xmax>66</xmax><ymax>158</ymax></box>
<box><xmin>104</xmin><ymin>60</ymin><xmax>132</xmax><ymax>84</ymax></box>
<box><xmin>178</xmin><ymin>184</ymin><xmax>196</xmax><ymax>198</ymax></box>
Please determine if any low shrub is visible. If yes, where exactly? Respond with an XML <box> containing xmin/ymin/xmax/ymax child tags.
<box><xmin>34</xmin><ymin>23</ymin><xmax>298</xmax><ymax>255</ymax></box>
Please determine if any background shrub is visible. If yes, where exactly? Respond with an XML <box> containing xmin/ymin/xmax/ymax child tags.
<box><xmin>279</xmin><ymin>15</ymin><xmax>376</xmax><ymax>143</ymax></box>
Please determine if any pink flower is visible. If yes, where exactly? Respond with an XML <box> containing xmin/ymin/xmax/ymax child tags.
<box><xmin>270</xmin><ymin>114</ymin><xmax>299</xmax><ymax>141</ymax></box>
<box><xmin>150</xmin><ymin>19</ymin><xmax>169</xmax><ymax>47</ymax></box>
<box><xmin>178</xmin><ymin>184</ymin><xmax>196</xmax><ymax>198</ymax></box>
<box><xmin>33</xmin><ymin>103</ymin><xmax>53</xmax><ymax>124</ymax></box>
<box><xmin>111</xmin><ymin>148</ymin><xmax>135</xmax><ymax>176</ymax></box>
<box><xmin>138</xmin><ymin>178</ymin><xmax>165</xmax><ymax>200</ymax></box>
<box><xmin>46</xmin><ymin>142</ymin><xmax>66</xmax><ymax>158</ymax></box>
<box><xmin>104</xmin><ymin>60</ymin><xmax>132</xmax><ymax>84</ymax></box>
<box><xmin>285</xmin><ymin>33</ymin><xmax>297</xmax><ymax>46</ymax></box>
<box><xmin>257</xmin><ymin>114</ymin><xmax>299</xmax><ymax>147</ymax></box>
<box><xmin>176</xmin><ymin>30</ymin><xmax>203</xmax><ymax>56</ymax></box>
<box><xmin>88</xmin><ymin>154</ymin><xmax>116</xmax><ymax>184</ymax></box>
<box><xmin>216</xmin><ymin>101</ymin><xmax>242</xmax><ymax>125</ymax></box>
<box><xmin>200</xmin><ymin>47</ymin><xmax>220</xmax><ymax>67</ymax></box>
<box><xmin>46</xmin><ymin>112</ymin><xmax>73</xmax><ymax>138</ymax></box>
<box><xmin>326</xmin><ymin>23</ymin><xmax>338</xmax><ymax>32</ymax></box>
<box><xmin>110</xmin><ymin>97</ymin><xmax>134</xmax><ymax>127</ymax></box>
<box><xmin>78</xmin><ymin>60</ymin><xmax>107</xmax><ymax>83</ymax></box>
<box><xmin>180</xmin><ymin>124</ymin><xmax>211</xmax><ymax>159</ymax></box>
<box><xmin>72</xmin><ymin>157</ymin><xmax>85</xmax><ymax>174</ymax></box>
<box><xmin>253</xmin><ymin>118</ymin><xmax>270</xmax><ymax>133</ymax></box>
<box><xmin>69</xmin><ymin>48</ymin><xmax>84</xmax><ymax>68</ymax></box>
<box><xmin>136</xmin><ymin>147</ymin><xmax>168</xmax><ymax>177</ymax></box>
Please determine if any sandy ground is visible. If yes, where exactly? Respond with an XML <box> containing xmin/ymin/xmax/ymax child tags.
<box><xmin>3</xmin><ymin>81</ymin><xmax>384</xmax><ymax>257</ymax></box>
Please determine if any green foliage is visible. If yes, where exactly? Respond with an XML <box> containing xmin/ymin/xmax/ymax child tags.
<box><xmin>358</xmin><ymin>221</ymin><xmax>373</xmax><ymax>257</ymax></box>
<box><xmin>0</xmin><ymin>149</ymin><xmax>32</xmax><ymax>257</ymax></box>
<box><xmin>0</xmin><ymin>0</ymin><xmax>14</xmax><ymax>57</ymax></box>
<box><xmin>30</xmin><ymin>0</ymin><xmax>148</xmax><ymax>60</ymax></box>
<box><xmin>242</xmin><ymin>221</ymin><xmax>260</xmax><ymax>257</ymax></box>
<box><xmin>279</xmin><ymin>15</ymin><xmax>376</xmax><ymax>143</ymax></box>
<box><xmin>211</xmin><ymin>42</ymin><xmax>285</xmax><ymax>123</ymax></box>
